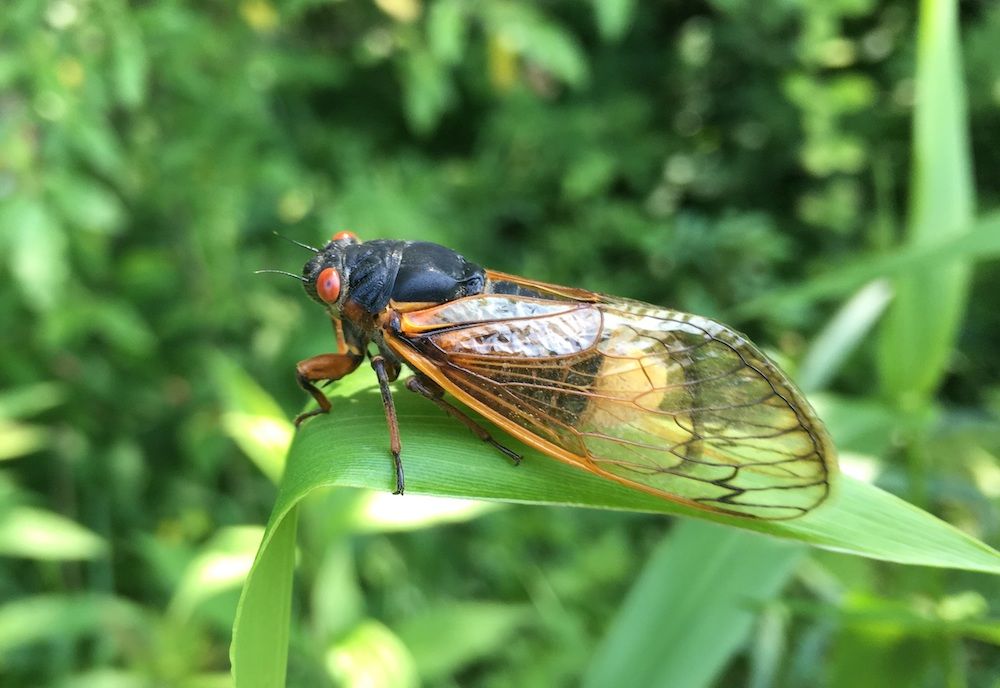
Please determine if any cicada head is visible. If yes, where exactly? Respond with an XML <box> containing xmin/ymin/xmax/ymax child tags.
<box><xmin>302</xmin><ymin>231</ymin><xmax>361</xmax><ymax>312</ymax></box>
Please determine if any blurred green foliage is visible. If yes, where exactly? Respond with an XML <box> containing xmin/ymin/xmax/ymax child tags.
<box><xmin>1</xmin><ymin>0</ymin><xmax>1000</xmax><ymax>686</ymax></box>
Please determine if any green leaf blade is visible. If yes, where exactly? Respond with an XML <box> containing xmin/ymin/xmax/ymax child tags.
<box><xmin>584</xmin><ymin>521</ymin><xmax>804</xmax><ymax>688</ymax></box>
<box><xmin>878</xmin><ymin>0</ymin><xmax>975</xmax><ymax>401</ymax></box>
<box><xmin>231</xmin><ymin>507</ymin><xmax>298</xmax><ymax>688</ymax></box>
<box><xmin>284</xmin><ymin>387</ymin><xmax>999</xmax><ymax>571</ymax></box>
<box><xmin>232</xmin><ymin>374</ymin><xmax>1000</xmax><ymax>681</ymax></box>
<box><xmin>271</xmin><ymin>379</ymin><xmax>1000</xmax><ymax>566</ymax></box>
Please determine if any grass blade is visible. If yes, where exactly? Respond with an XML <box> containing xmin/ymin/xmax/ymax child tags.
<box><xmin>733</xmin><ymin>213</ymin><xmax>999</xmax><ymax>319</ymax></box>
<box><xmin>231</xmin><ymin>378</ymin><xmax>1000</xmax><ymax>680</ymax></box>
<box><xmin>230</xmin><ymin>507</ymin><xmax>298</xmax><ymax>688</ymax></box>
<box><xmin>877</xmin><ymin>0</ymin><xmax>975</xmax><ymax>400</ymax></box>
<box><xmin>584</xmin><ymin>521</ymin><xmax>803</xmax><ymax>688</ymax></box>
<box><xmin>797</xmin><ymin>279</ymin><xmax>893</xmax><ymax>393</ymax></box>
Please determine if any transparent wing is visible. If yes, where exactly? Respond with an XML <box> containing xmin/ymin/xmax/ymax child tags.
<box><xmin>391</xmin><ymin>291</ymin><xmax>835</xmax><ymax>519</ymax></box>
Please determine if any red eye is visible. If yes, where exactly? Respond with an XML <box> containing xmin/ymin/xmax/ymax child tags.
<box><xmin>332</xmin><ymin>230</ymin><xmax>359</xmax><ymax>243</ymax></box>
<box><xmin>316</xmin><ymin>267</ymin><xmax>341</xmax><ymax>303</ymax></box>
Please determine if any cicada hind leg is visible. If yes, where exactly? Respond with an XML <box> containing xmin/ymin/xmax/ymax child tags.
<box><xmin>405</xmin><ymin>374</ymin><xmax>522</xmax><ymax>466</ymax></box>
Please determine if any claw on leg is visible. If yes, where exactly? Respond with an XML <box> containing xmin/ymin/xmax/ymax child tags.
<box><xmin>391</xmin><ymin>450</ymin><xmax>405</xmax><ymax>495</ymax></box>
<box><xmin>294</xmin><ymin>408</ymin><xmax>326</xmax><ymax>427</ymax></box>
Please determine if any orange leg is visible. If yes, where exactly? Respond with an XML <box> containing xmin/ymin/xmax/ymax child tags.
<box><xmin>296</xmin><ymin>350</ymin><xmax>405</xmax><ymax>495</ymax></box>
<box><xmin>294</xmin><ymin>353</ymin><xmax>363</xmax><ymax>426</ymax></box>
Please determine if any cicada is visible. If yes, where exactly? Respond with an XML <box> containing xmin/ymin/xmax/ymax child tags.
<box><xmin>281</xmin><ymin>232</ymin><xmax>835</xmax><ymax>520</ymax></box>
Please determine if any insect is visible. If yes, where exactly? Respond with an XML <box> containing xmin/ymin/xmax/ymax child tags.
<box><xmin>272</xmin><ymin>231</ymin><xmax>836</xmax><ymax>520</ymax></box>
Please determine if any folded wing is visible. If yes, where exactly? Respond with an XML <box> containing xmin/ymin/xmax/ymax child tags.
<box><xmin>390</xmin><ymin>291</ymin><xmax>835</xmax><ymax>519</ymax></box>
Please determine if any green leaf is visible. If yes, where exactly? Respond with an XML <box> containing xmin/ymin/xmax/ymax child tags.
<box><xmin>396</xmin><ymin>601</ymin><xmax>529</xmax><ymax>683</ymax></box>
<box><xmin>213</xmin><ymin>355</ymin><xmax>292</xmax><ymax>483</ymax></box>
<box><xmin>169</xmin><ymin>526</ymin><xmax>264</xmax><ymax>622</ymax></box>
<box><xmin>311</xmin><ymin>542</ymin><xmax>364</xmax><ymax>641</ymax></box>
<box><xmin>877</xmin><ymin>0</ymin><xmax>974</xmax><ymax>402</ymax></box>
<box><xmin>0</xmin><ymin>382</ymin><xmax>65</xmax><ymax>419</ymax></box>
<box><xmin>592</xmin><ymin>0</ymin><xmax>636</xmax><ymax>42</ymax></box>
<box><xmin>748</xmin><ymin>604</ymin><xmax>787</xmax><ymax>688</ymax></box>
<box><xmin>231</xmin><ymin>507</ymin><xmax>298</xmax><ymax>688</ymax></box>
<box><xmin>62</xmin><ymin>668</ymin><xmax>161</xmax><ymax>687</ymax></box>
<box><xmin>111</xmin><ymin>12</ymin><xmax>149</xmax><ymax>108</ymax></box>
<box><xmin>584</xmin><ymin>521</ymin><xmax>804</xmax><ymax>688</ymax></box>
<box><xmin>732</xmin><ymin>212</ymin><xmax>1000</xmax><ymax>319</ymax></box>
<box><xmin>298</xmin><ymin>378</ymin><xmax>999</xmax><ymax>569</ymax></box>
<box><xmin>0</xmin><ymin>505</ymin><xmax>106</xmax><ymax>560</ymax></box>
<box><xmin>342</xmin><ymin>491</ymin><xmax>503</xmax><ymax>533</ymax></box>
<box><xmin>0</xmin><ymin>420</ymin><xmax>50</xmax><ymax>461</ymax></box>
<box><xmin>483</xmin><ymin>4</ymin><xmax>589</xmax><ymax>88</ymax></box>
<box><xmin>47</xmin><ymin>173</ymin><xmax>126</xmax><ymax>234</ymax></box>
<box><xmin>797</xmin><ymin>279</ymin><xmax>893</xmax><ymax>393</ymax></box>
<box><xmin>324</xmin><ymin>619</ymin><xmax>419</xmax><ymax>688</ymax></box>
<box><xmin>232</xmin><ymin>377</ymin><xmax>1000</xmax><ymax>681</ymax></box>
<box><xmin>399</xmin><ymin>48</ymin><xmax>453</xmax><ymax>134</ymax></box>
<box><xmin>1</xmin><ymin>197</ymin><xmax>67</xmax><ymax>312</ymax></box>
<box><xmin>427</xmin><ymin>0</ymin><xmax>468</xmax><ymax>65</ymax></box>
<box><xmin>0</xmin><ymin>595</ymin><xmax>145</xmax><ymax>656</ymax></box>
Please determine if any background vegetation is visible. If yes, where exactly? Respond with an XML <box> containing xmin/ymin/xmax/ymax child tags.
<box><xmin>1</xmin><ymin>0</ymin><xmax>999</xmax><ymax>686</ymax></box>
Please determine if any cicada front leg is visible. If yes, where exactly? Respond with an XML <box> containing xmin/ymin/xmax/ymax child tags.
<box><xmin>294</xmin><ymin>352</ymin><xmax>365</xmax><ymax>426</ymax></box>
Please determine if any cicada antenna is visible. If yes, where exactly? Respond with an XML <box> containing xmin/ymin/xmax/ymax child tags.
<box><xmin>272</xmin><ymin>231</ymin><xmax>320</xmax><ymax>253</ymax></box>
<box><xmin>254</xmin><ymin>269</ymin><xmax>308</xmax><ymax>282</ymax></box>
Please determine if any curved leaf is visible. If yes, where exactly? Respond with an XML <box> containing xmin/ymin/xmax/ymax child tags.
<box><xmin>232</xmin><ymin>375</ymin><xmax>1000</xmax><ymax>684</ymax></box>
<box><xmin>282</xmin><ymin>377</ymin><xmax>998</xmax><ymax>569</ymax></box>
